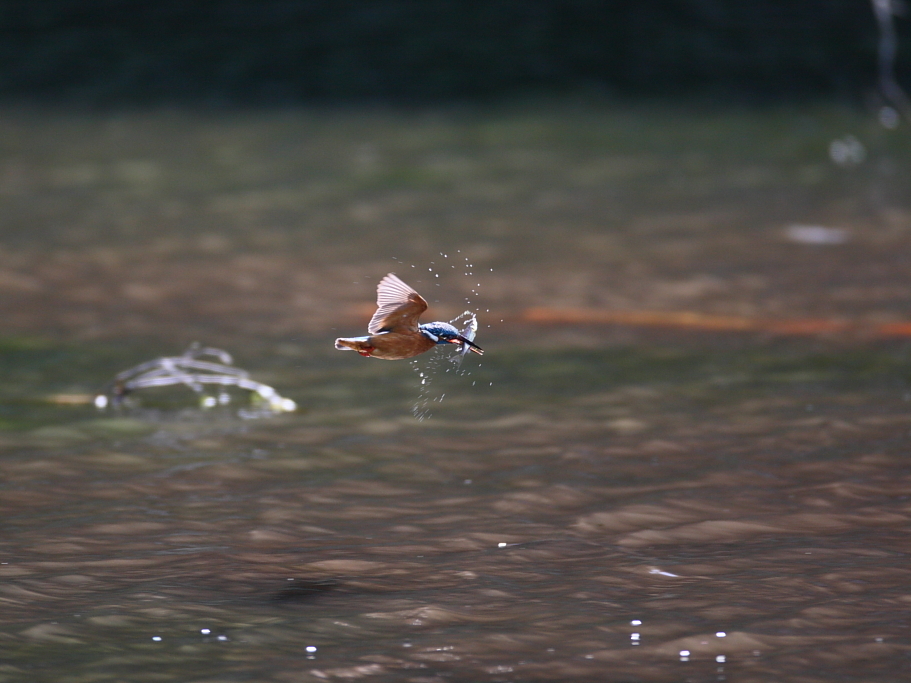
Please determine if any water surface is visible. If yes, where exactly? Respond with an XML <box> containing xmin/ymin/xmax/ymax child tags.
<box><xmin>2</xmin><ymin>338</ymin><xmax>911</xmax><ymax>682</ymax></box>
<box><xmin>1</xmin><ymin>102</ymin><xmax>911</xmax><ymax>681</ymax></box>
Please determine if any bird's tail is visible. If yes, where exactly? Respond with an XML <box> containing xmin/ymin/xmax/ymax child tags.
<box><xmin>335</xmin><ymin>337</ymin><xmax>372</xmax><ymax>353</ymax></box>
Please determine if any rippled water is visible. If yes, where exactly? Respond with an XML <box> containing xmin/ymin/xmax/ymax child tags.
<box><xmin>2</xmin><ymin>338</ymin><xmax>911</xmax><ymax>682</ymax></box>
<box><xmin>1</xmin><ymin>102</ymin><xmax>911</xmax><ymax>681</ymax></box>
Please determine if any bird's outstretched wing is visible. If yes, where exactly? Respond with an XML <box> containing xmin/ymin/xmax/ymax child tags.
<box><xmin>368</xmin><ymin>273</ymin><xmax>428</xmax><ymax>334</ymax></box>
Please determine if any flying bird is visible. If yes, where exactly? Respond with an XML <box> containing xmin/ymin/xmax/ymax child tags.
<box><xmin>335</xmin><ymin>273</ymin><xmax>484</xmax><ymax>360</ymax></box>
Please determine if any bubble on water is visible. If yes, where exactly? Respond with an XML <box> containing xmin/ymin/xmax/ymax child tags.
<box><xmin>880</xmin><ymin>106</ymin><xmax>900</xmax><ymax>129</ymax></box>
<box><xmin>829</xmin><ymin>135</ymin><xmax>866</xmax><ymax>166</ymax></box>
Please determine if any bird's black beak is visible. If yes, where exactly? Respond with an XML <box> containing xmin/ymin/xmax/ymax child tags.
<box><xmin>451</xmin><ymin>335</ymin><xmax>484</xmax><ymax>355</ymax></box>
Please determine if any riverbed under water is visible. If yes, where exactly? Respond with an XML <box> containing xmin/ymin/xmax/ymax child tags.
<box><xmin>1</xmin><ymin>102</ymin><xmax>911</xmax><ymax>681</ymax></box>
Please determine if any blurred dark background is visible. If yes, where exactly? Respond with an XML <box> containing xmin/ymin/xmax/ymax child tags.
<box><xmin>0</xmin><ymin>0</ymin><xmax>901</xmax><ymax>106</ymax></box>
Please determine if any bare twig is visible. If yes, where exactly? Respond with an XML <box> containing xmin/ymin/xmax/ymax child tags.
<box><xmin>95</xmin><ymin>343</ymin><xmax>296</xmax><ymax>413</ymax></box>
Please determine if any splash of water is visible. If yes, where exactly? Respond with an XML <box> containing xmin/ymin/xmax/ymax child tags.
<box><xmin>408</xmin><ymin>251</ymin><xmax>485</xmax><ymax>420</ymax></box>
<box><xmin>871</xmin><ymin>0</ymin><xmax>911</xmax><ymax>126</ymax></box>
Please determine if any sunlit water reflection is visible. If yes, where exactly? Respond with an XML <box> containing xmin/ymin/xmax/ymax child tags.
<box><xmin>3</xmin><ymin>339</ymin><xmax>911</xmax><ymax>682</ymax></box>
<box><xmin>1</xmin><ymin>101</ymin><xmax>911</xmax><ymax>681</ymax></box>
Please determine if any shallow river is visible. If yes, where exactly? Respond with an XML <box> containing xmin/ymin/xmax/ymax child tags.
<box><xmin>1</xmin><ymin>103</ymin><xmax>911</xmax><ymax>681</ymax></box>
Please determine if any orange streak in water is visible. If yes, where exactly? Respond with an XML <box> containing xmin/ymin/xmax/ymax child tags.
<box><xmin>522</xmin><ymin>307</ymin><xmax>911</xmax><ymax>338</ymax></box>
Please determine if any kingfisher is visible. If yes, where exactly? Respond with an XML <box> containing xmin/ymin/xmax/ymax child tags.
<box><xmin>335</xmin><ymin>273</ymin><xmax>484</xmax><ymax>360</ymax></box>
